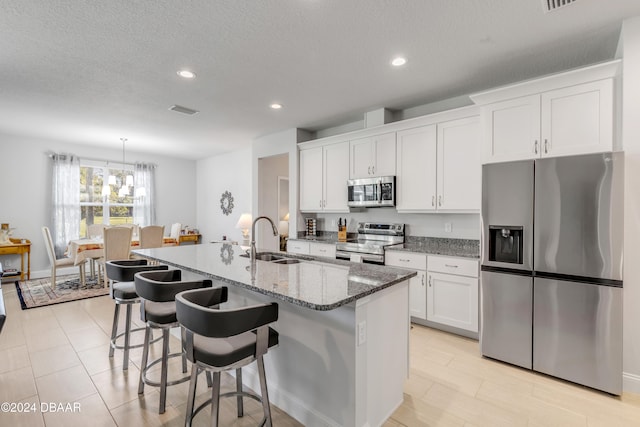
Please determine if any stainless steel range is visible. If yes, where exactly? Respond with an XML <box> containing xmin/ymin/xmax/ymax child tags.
<box><xmin>335</xmin><ymin>222</ymin><xmax>404</xmax><ymax>264</ymax></box>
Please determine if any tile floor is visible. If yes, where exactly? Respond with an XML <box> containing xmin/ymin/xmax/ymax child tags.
<box><xmin>1</xmin><ymin>283</ymin><xmax>640</xmax><ymax>426</ymax></box>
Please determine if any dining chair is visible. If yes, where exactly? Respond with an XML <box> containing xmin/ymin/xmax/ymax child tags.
<box><xmin>176</xmin><ymin>287</ymin><xmax>279</xmax><ymax>427</ymax></box>
<box><xmin>86</xmin><ymin>223</ymin><xmax>106</xmax><ymax>278</ymax></box>
<box><xmin>86</xmin><ymin>223</ymin><xmax>105</xmax><ymax>239</ymax></box>
<box><xmin>102</xmin><ymin>226</ymin><xmax>133</xmax><ymax>287</ymax></box>
<box><xmin>42</xmin><ymin>226</ymin><xmax>86</xmax><ymax>290</ymax></box>
<box><xmin>169</xmin><ymin>222</ymin><xmax>181</xmax><ymax>243</ymax></box>
<box><xmin>139</xmin><ymin>225</ymin><xmax>165</xmax><ymax>249</ymax></box>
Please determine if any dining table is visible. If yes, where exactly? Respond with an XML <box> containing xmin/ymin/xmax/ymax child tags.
<box><xmin>66</xmin><ymin>237</ymin><xmax>178</xmax><ymax>267</ymax></box>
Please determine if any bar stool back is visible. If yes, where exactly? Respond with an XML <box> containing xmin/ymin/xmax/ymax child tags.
<box><xmin>105</xmin><ymin>259</ymin><xmax>168</xmax><ymax>370</ymax></box>
<box><xmin>176</xmin><ymin>287</ymin><xmax>279</xmax><ymax>427</ymax></box>
<box><xmin>134</xmin><ymin>269</ymin><xmax>212</xmax><ymax>414</ymax></box>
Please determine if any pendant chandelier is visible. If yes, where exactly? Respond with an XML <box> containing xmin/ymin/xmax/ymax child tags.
<box><xmin>117</xmin><ymin>138</ymin><xmax>133</xmax><ymax>197</ymax></box>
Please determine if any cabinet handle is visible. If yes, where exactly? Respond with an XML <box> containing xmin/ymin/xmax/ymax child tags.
<box><xmin>544</xmin><ymin>139</ymin><xmax>548</xmax><ymax>154</ymax></box>
<box><xmin>421</xmin><ymin>275</ymin><xmax>425</xmax><ymax>287</ymax></box>
<box><xmin>445</xmin><ymin>264</ymin><xmax>458</xmax><ymax>268</ymax></box>
<box><xmin>438</xmin><ymin>196</ymin><xmax>442</xmax><ymax>206</ymax></box>
<box><xmin>428</xmin><ymin>276</ymin><xmax>432</xmax><ymax>287</ymax></box>
<box><xmin>319</xmin><ymin>200</ymin><xmax>322</xmax><ymax>208</ymax></box>
<box><xmin>399</xmin><ymin>258</ymin><xmax>409</xmax><ymax>263</ymax></box>
<box><xmin>372</xmin><ymin>166</ymin><xmax>375</xmax><ymax>175</ymax></box>
<box><xmin>368</xmin><ymin>166</ymin><xmax>371</xmax><ymax>175</ymax></box>
<box><xmin>432</xmin><ymin>196</ymin><xmax>435</xmax><ymax>207</ymax></box>
<box><xmin>534</xmin><ymin>140</ymin><xmax>538</xmax><ymax>154</ymax></box>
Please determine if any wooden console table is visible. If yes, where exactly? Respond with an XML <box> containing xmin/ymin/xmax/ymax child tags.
<box><xmin>178</xmin><ymin>233</ymin><xmax>201</xmax><ymax>245</ymax></box>
<box><xmin>0</xmin><ymin>238</ymin><xmax>31</xmax><ymax>281</ymax></box>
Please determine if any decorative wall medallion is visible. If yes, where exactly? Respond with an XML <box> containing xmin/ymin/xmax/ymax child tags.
<box><xmin>220</xmin><ymin>191</ymin><xmax>234</xmax><ymax>216</ymax></box>
<box><xmin>220</xmin><ymin>243</ymin><xmax>234</xmax><ymax>265</ymax></box>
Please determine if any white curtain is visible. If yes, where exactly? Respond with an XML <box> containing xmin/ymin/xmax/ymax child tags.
<box><xmin>51</xmin><ymin>153</ymin><xmax>80</xmax><ymax>257</ymax></box>
<box><xmin>133</xmin><ymin>162</ymin><xmax>156</xmax><ymax>226</ymax></box>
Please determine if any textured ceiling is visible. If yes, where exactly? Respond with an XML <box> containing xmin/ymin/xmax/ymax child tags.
<box><xmin>2</xmin><ymin>0</ymin><xmax>640</xmax><ymax>159</ymax></box>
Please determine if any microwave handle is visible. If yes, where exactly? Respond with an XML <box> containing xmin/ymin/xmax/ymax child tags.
<box><xmin>378</xmin><ymin>179</ymin><xmax>382</xmax><ymax>204</ymax></box>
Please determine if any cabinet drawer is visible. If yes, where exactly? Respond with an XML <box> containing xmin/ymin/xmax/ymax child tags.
<box><xmin>287</xmin><ymin>240</ymin><xmax>310</xmax><ymax>255</ymax></box>
<box><xmin>309</xmin><ymin>242</ymin><xmax>336</xmax><ymax>258</ymax></box>
<box><xmin>428</xmin><ymin>255</ymin><xmax>478</xmax><ymax>277</ymax></box>
<box><xmin>385</xmin><ymin>251</ymin><xmax>427</xmax><ymax>270</ymax></box>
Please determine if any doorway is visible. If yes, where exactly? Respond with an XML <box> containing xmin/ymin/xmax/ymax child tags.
<box><xmin>257</xmin><ymin>153</ymin><xmax>289</xmax><ymax>251</ymax></box>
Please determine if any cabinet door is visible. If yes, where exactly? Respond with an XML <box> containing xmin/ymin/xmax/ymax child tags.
<box><xmin>483</xmin><ymin>95</ymin><xmax>541</xmax><ymax>163</ymax></box>
<box><xmin>287</xmin><ymin>240</ymin><xmax>310</xmax><ymax>255</ymax></box>
<box><xmin>299</xmin><ymin>147</ymin><xmax>323</xmax><ymax>212</ymax></box>
<box><xmin>323</xmin><ymin>141</ymin><xmax>350</xmax><ymax>212</ymax></box>
<box><xmin>541</xmin><ymin>79</ymin><xmax>613</xmax><ymax>157</ymax></box>
<box><xmin>396</xmin><ymin>125</ymin><xmax>437</xmax><ymax>212</ymax></box>
<box><xmin>427</xmin><ymin>272</ymin><xmax>478</xmax><ymax>332</ymax></box>
<box><xmin>372</xmin><ymin>132</ymin><xmax>396</xmax><ymax>176</ymax></box>
<box><xmin>349</xmin><ymin>137</ymin><xmax>373</xmax><ymax>179</ymax></box>
<box><xmin>437</xmin><ymin>116</ymin><xmax>481</xmax><ymax>210</ymax></box>
<box><xmin>409</xmin><ymin>271</ymin><xmax>427</xmax><ymax>320</ymax></box>
<box><xmin>309</xmin><ymin>242</ymin><xmax>336</xmax><ymax>258</ymax></box>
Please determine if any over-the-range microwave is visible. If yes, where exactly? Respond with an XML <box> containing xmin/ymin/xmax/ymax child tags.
<box><xmin>347</xmin><ymin>176</ymin><xmax>395</xmax><ymax>208</ymax></box>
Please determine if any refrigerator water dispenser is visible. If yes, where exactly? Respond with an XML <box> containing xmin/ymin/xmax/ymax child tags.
<box><xmin>489</xmin><ymin>226</ymin><xmax>523</xmax><ymax>264</ymax></box>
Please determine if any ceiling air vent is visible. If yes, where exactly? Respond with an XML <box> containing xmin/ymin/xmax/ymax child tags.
<box><xmin>541</xmin><ymin>0</ymin><xmax>578</xmax><ymax>13</ymax></box>
<box><xmin>169</xmin><ymin>105</ymin><xmax>199</xmax><ymax>115</ymax></box>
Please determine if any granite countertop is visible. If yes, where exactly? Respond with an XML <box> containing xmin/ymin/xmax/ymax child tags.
<box><xmin>133</xmin><ymin>243</ymin><xmax>416</xmax><ymax>311</ymax></box>
<box><xmin>387</xmin><ymin>237</ymin><xmax>480</xmax><ymax>259</ymax></box>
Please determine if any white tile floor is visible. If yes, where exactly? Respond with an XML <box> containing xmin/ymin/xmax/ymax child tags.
<box><xmin>1</xmin><ymin>283</ymin><xmax>640</xmax><ymax>426</ymax></box>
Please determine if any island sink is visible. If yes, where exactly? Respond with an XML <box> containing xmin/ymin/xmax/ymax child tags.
<box><xmin>240</xmin><ymin>252</ymin><xmax>300</xmax><ymax>264</ymax></box>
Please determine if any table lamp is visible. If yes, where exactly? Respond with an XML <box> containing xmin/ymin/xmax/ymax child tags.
<box><xmin>236</xmin><ymin>213</ymin><xmax>252</xmax><ymax>245</ymax></box>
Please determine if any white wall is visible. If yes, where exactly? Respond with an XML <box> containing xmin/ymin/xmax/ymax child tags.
<box><xmin>196</xmin><ymin>147</ymin><xmax>252</xmax><ymax>244</ymax></box>
<box><xmin>620</xmin><ymin>16</ymin><xmax>640</xmax><ymax>394</ymax></box>
<box><xmin>0</xmin><ymin>132</ymin><xmax>197</xmax><ymax>275</ymax></box>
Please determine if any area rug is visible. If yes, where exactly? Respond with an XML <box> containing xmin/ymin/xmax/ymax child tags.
<box><xmin>14</xmin><ymin>274</ymin><xmax>109</xmax><ymax>310</ymax></box>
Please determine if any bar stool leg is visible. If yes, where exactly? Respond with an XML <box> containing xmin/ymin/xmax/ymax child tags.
<box><xmin>159</xmin><ymin>328</ymin><xmax>170</xmax><ymax>414</ymax></box>
<box><xmin>123</xmin><ymin>304</ymin><xmax>132</xmax><ymax>370</ymax></box>
<box><xmin>138</xmin><ymin>326</ymin><xmax>151</xmax><ymax>394</ymax></box>
<box><xmin>257</xmin><ymin>356</ymin><xmax>272</xmax><ymax>427</ymax></box>
<box><xmin>185</xmin><ymin>365</ymin><xmax>198</xmax><ymax>427</ymax></box>
<box><xmin>236</xmin><ymin>368</ymin><xmax>243</xmax><ymax>417</ymax></box>
<box><xmin>211</xmin><ymin>371</ymin><xmax>221</xmax><ymax>427</ymax></box>
<box><xmin>109</xmin><ymin>303</ymin><xmax>120</xmax><ymax>358</ymax></box>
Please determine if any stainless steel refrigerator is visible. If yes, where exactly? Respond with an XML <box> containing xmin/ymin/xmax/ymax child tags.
<box><xmin>480</xmin><ymin>152</ymin><xmax>623</xmax><ymax>395</ymax></box>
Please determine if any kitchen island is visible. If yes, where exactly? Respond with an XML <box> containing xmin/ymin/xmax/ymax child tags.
<box><xmin>133</xmin><ymin>243</ymin><xmax>416</xmax><ymax>427</ymax></box>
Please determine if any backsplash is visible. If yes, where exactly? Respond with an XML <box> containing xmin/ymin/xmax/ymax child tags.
<box><xmin>304</xmin><ymin>210</ymin><xmax>480</xmax><ymax>240</ymax></box>
<box><xmin>405</xmin><ymin>235</ymin><xmax>480</xmax><ymax>257</ymax></box>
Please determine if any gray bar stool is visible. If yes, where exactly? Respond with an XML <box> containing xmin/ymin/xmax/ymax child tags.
<box><xmin>175</xmin><ymin>287</ymin><xmax>279</xmax><ymax>427</ymax></box>
<box><xmin>134</xmin><ymin>269</ymin><xmax>212</xmax><ymax>414</ymax></box>
<box><xmin>105</xmin><ymin>259</ymin><xmax>168</xmax><ymax>370</ymax></box>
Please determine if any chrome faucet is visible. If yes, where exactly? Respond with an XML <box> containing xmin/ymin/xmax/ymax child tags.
<box><xmin>250</xmin><ymin>216</ymin><xmax>279</xmax><ymax>261</ymax></box>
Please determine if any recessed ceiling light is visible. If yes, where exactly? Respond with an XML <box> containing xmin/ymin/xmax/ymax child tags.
<box><xmin>177</xmin><ymin>70</ymin><xmax>196</xmax><ymax>79</ymax></box>
<box><xmin>270</xmin><ymin>103</ymin><xmax>283</xmax><ymax>110</ymax></box>
<box><xmin>391</xmin><ymin>57</ymin><xmax>407</xmax><ymax>67</ymax></box>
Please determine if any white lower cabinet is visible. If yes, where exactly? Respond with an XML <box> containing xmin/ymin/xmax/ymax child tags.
<box><xmin>427</xmin><ymin>255</ymin><xmax>479</xmax><ymax>333</ymax></box>
<box><xmin>287</xmin><ymin>240</ymin><xmax>310</xmax><ymax>255</ymax></box>
<box><xmin>309</xmin><ymin>242</ymin><xmax>336</xmax><ymax>259</ymax></box>
<box><xmin>385</xmin><ymin>251</ymin><xmax>427</xmax><ymax>320</ymax></box>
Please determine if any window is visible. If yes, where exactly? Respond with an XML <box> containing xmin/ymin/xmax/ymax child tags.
<box><xmin>80</xmin><ymin>161</ymin><xmax>135</xmax><ymax>237</ymax></box>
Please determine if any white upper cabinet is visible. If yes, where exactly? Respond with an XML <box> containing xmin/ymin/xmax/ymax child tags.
<box><xmin>471</xmin><ymin>60</ymin><xmax>620</xmax><ymax>164</ymax></box>
<box><xmin>482</xmin><ymin>95</ymin><xmax>541</xmax><ymax>162</ymax></box>
<box><xmin>396</xmin><ymin>125</ymin><xmax>437</xmax><ymax>211</ymax></box>
<box><xmin>437</xmin><ymin>116</ymin><xmax>481</xmax><ymax>210</ymax></box>
<box><xmin>349</xmin><ymin>132</ymin><xmax>396</xmax><ymax>179</ymax></box>
<box><xmin>396</xmin><ymin>116</ymin><xmax>480</xmax><ymax>213</ymax></box>
<box><xmin>540</xmin><ymin>80</ymin><xmax>613</xmax><ymax>158</ymax></box>
<box><xmin>299</xmin><ymin>147</ymin><xmax>323</xmax><ymax>212</ymax></box>
<box><xmin>299</xmin><ymin>141</ymin><xmax>349</xmax><ymax>213</ymax></box>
